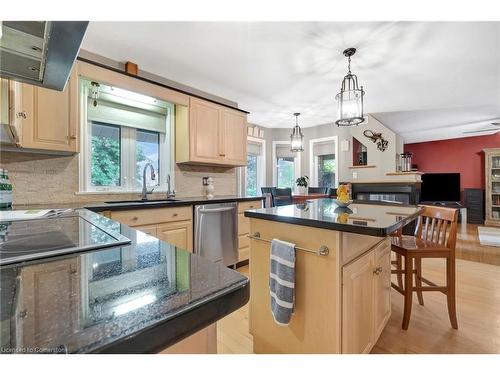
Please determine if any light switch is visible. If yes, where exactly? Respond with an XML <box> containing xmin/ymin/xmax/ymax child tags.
<box><xmin>352</xmin><ymin>172</ymin><xmax>358</xmax><ymax>179</ymax></box>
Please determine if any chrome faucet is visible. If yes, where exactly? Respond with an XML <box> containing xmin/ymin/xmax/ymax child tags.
<box><xmin>141</xmin><ymin>163</ymin><xmax>156</xmax><ymax>200</ymax></box>
<box><xmin>166</xmin><ymin>174</ymin><xmax>176</xmax><ymax>199</ymax></box>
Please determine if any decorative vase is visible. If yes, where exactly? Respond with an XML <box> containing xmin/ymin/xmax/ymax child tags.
<box><xmin>297</xmin><ymin>186</ymin><xmax>307</xmax><ymax>195</ymax></box>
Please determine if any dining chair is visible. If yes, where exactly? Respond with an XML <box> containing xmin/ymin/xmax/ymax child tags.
<box><xmin>391</xmin><ymin>205</ymin><xmax>459</xmax><ymax>330</ymax></box>
<box><xmin>271</xmin><ymin>188</ymin><xmax>293</xmax><ymax>206</ymax></box>
<box><xmin>260</xmin><ymin>187</ymin><xmax>274</xmax><ymax>208</ymax></box>
<box><xmin>308</xmin><ymin>187</ymin><xmax>328</xmax><ymax>194</ymax></box>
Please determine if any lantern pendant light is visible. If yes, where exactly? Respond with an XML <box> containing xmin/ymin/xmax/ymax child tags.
<box><xmin>335</xmin><ymin>48</ymin><xmax>365</xmax><ymax>126</ymax></box>
<box><xmin>290</xmin><ymin>112</ymin><xmax>304</xmax><ymax>152</ymax></box>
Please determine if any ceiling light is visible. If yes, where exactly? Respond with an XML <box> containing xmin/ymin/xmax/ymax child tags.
<box><xmin>290</xmin><ymin>112</ymin><xmax>304</xmax><ymax>152</ymax></box>
<box><xmin>335</xmin><ymin>48</ymin><xmax>365</xmax><ymax>127</ymax></box>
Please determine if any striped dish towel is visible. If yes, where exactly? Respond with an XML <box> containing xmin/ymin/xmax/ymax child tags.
<box><xmin>269</xmin><ymin>239</ymin><xmax>296</xmax><ymax>326</ymax></box>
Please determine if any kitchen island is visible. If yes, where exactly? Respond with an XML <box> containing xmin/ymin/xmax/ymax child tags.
<box><xmin>0</xmin><ymin>209</ymin><xmax>249</xmax><ymax>353</ymax></box>
<box><xmin>244</xmin><ymin>199</ymin><xmax>422</xmax><ymax>354</ymax></box>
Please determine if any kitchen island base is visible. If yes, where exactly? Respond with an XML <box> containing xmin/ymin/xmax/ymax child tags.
<box><xmin>249</xmin><ymin>218</ymin><xmax>391</xmax><ymax>354</ymax></box>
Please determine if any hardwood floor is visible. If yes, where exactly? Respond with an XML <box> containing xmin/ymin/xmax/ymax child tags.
<box><xmin>217</xmin><ymin>223</ymin><xmax>500</xmax><ymax>354</ymax></box>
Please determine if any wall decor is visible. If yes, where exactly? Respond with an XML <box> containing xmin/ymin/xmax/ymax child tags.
<box><xmin>363</xmin><ymin>129</ymin><xmax>388</xmax><ymax>151</ymax></box>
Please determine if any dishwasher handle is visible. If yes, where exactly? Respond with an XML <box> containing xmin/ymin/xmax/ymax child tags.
<box><xmin>198</xmin><ymin>207</ymin><xmax>235</xmax><ymax>214</ymax></box>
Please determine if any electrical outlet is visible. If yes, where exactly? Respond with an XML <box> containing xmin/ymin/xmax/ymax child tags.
<box><xmin>352</xmin><ymin>172</ymin><xmax>358</xmax><ymax>179</ymax></box>
<box><xmin>202</xmin><ymin>177</ymin><xmax>209</xmax><ymax>186</ymax></box>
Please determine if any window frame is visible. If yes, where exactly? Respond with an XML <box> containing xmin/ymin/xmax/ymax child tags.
<box><xmin>308</xmin><ymin>136</ymin><xmax>339</xmax><ymax>188</ymax></box>
<box><xmin>272</xmin><ymin>140</ymin><xmax>301</xmax><ymax>188</ymax></box>
<box><xmin>237</xmin><ymin>136</ymin><xmax>266</xmax><ymax>197</ymax></box>
<box><xmin>78</xmin><ymin>83</ymin><xmax>174</xmax><ymax>194</ymax></box>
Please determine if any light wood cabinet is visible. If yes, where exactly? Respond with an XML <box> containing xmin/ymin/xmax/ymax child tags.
<box><xmin>157</xmin><ymin>220</ymin><xmax>193</xmax><ymax>251</ymax></box>
<box><xmin>342</xmin><ymin>250</ymin><xmax>375</xmax><ymax>354</ymax></box>
<box><xmin>11</xmin><ymin>70</ymin><xmax>79</xmax><ymax>153</ymax></box>
<box><xmin>374</xmin><ymin>242</ymin><xmax>392</xmax><ymax>338</ymax></box>
<box><xmin>236</xmin><ymin>200</ymin><xmax>262</xmax><ymax>262</ymax></box>
<box><xmin>17</xmin><ymin>258</ymin><xmax>79</xmax><ymax>348</ymax></box>
<box><xmin>342</xmin><ymin>239</ymin><xmax>391</xmax><ymax>354</ymax></box>
<box><xmin>110</xmin><ymin>206</ymin><xmax>193</xmax><ymax>252</ymax></box>
<box><xmin>176</xmin><ymin>97</ymin><xmax>248</xmax><ymax>167</ymax></box>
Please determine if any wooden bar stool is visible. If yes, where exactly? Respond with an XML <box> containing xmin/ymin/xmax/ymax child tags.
<box><xmin>391</xmin><ymin>205</ymin><xmax>459</xmax><ymax>330</ymax></box>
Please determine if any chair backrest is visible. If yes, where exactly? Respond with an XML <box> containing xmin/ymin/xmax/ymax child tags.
<box><xmin>308</xmin><ymin>187</ymin><xmax>328</xmax><ymax>194</ymax></box>
<box><xmin>415</xmin><ymin>205</ymin><xmax>459</xmax><ymax>250</ymax></box>
<box><xmin>328</xmin><ymin>187</ymin><xmax>337</xmax><ymax>197</ymax></box>
<box><xmin>261</xmin><ymin>187</ymin><xmax>274</xmax><ymax>208</ymax></box>
<box><xmin>271</xmin><ymin>187</ymin><xmax>293</xmax><ymax>206</ymax></box>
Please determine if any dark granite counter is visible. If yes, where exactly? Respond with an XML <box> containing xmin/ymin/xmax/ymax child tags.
<box><xmin>244</xmin><ymin>199</ymin><xmax>423</xmax><ymax>237</ymax></box>
<box><xmin>10</xmin><ymin>195</ymin><xmax>264</xmax><ymax>212</ymax></box>
<box><xmin>0</xmin><ymin>209</ymin><xmax>249</xmax><ymax>353</ymax></box>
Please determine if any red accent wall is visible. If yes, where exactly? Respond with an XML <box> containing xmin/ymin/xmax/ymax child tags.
<box><xmin>404</xmin><ymin>133</ymin><xmax>500</xmax><ymax>191</ymax></box>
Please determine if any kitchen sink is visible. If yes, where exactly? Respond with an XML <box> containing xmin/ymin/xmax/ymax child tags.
<box><xmin>104</xmin><ymin>198</ymin><xmax>179</xmax><ymax>204</ymax></box>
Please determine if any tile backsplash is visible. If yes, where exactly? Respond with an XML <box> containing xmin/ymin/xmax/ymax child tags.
<box><xmin>0</xmin><ymin>151</ymin><xmax>237</xmax><ymax>205</ymax></box>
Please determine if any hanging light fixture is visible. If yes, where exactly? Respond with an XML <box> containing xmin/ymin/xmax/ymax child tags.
<box><xmin>290</xmin><ymin>112</ymin><xmax>304</xmax><ymax>152</ymax></box>
<box><xmin>335</xmin><ymin>48</ymin><xmax>365</xmax><ymax>126</ymax></box>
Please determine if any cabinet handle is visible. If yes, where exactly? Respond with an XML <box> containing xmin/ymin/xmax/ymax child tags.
<box><xmin>18</xmin><ymin>310</ymin><xmax>28</xmax><ymax>319</ymax></box>
<box><xmin>68</xmin><ymin>135</ymin><xmax>77</xmax><ymax>140</ymax></box>
<box><xmin>373</xmin><ymin>267</ymin><xmax>383</xmax><ymax>275</ymax></box>
<box><xmin>172</xmin><ymin>213</ymin><xmax>178</xmax><ymax>217</ymax></box>
<box><xmin>132</xmin><ymin>216</ymin><xmax>138</xmax><ymax>221</ymax></box>
<box><xmin>17</xmin><ymin>111</ymin><xmax>27</xmax><ymax>119</ymax></box>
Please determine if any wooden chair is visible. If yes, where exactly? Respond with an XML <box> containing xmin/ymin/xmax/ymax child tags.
<box><xmin>271</xmin><ymin>187</ymin><xmax>293</xmax><ymax>206</ymax></box>
<box><xmin>308</xmin><ymin>186</ymin><xmax>328</xmax><ymax>194</ymax></box>
<box><xmin>391</xmin><ymin>205</ymin><xmax>459</xmax><ymax>330</ymax></box>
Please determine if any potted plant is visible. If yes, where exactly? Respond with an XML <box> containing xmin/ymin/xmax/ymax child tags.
<box><xmin>296</xmin><ymin>175</ymin><xmax>309</xmax><ymax>195</ymax></box>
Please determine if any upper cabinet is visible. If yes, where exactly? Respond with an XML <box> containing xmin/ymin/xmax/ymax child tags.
<box><xmin>4</xmin><ymin>70</ymin><xmax>79</xmax><ymax>153</ymax></box>
<box><xmin>176</xmin><ymin>97</ymin><xmax>248</xmax><ymax>167</ymax></box>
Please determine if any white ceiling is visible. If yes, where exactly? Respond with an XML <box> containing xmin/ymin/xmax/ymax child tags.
<box><xmin>81</xmin><ymin>22</ymin><xmax>500</xmax><ymax>143</ymax></box>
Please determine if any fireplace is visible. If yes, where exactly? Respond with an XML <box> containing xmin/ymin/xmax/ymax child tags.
<box><xmin>351</xmin><ymin>182</ymin><xmax>421</xmax><ymax>234</ymax></box>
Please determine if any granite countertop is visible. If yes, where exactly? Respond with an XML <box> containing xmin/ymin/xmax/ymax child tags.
<box><xmin>0</xmin><ymin>209</ymin><xmax>249</xmax><ymax>353</ymax></box>
<box><xmin>244</xmin><ymin>199</ymin><xmax>423</xmax><ymax>237</ymax></box>
<box><xmin>10</xmin><ymin>195</ymin><xmax>264</xmax><ymax>212</ymax></box>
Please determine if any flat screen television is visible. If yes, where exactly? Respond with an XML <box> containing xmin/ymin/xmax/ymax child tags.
<box><xmin>420</xmin><ymin>173</ymin><xmax>461</xmax><ymax>203</ymax></box>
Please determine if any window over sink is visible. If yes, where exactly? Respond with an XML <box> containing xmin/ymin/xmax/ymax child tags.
<box><xmin>79</xmin><ymin>79</ymin><xmax>174</xmax><ymax>193</ymax></box>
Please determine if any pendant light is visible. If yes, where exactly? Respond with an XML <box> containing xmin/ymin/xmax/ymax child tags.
<box><xmin>335</xmin><ymin>48</ymin><xmax>365</xmax><ymax>126</ymax></box>
<box><xmin>290</xmin><ymin>112</ymin><xmax>304</xmax><ymax>152</ymax></box>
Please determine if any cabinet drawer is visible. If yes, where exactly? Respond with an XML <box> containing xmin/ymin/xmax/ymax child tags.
<box><xmin>239</xmin><ymin>234</ymin><xmax>250</xmax><ymax>249</ymax></box>
<box><xmin>238</xmin><ymin>247</ymin><xmax>250</xmax><ymax>262</ymax></box>
<box><xmin>238</xmin><ymin>213</ymin><xmax>250</xmax><ymax>235</ymax></box>
<box><xmin>238</xmin><ymin>200</ymin><xmax>262</xmax><ymax>213</ymax></box>
<box><xmin>111</xmin><ymin>206</ymin><xmax>192</xmax><ymax>227</ymax></box>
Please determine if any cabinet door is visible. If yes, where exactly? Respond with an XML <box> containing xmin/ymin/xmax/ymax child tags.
<box><xmin>18</xmin><ymin>258</ymin><xmax>79</xmax><ymax>348</ymax></box>
<box><xmin>222</xmin><ymin>109</ymin><xmax>247</xmax><ymax>166</ymax></box>
<box><xmin>157</xmin><ymin>220</ymin><xmax>193</xmax><ymax>252</ymax></box>
<box><xmin>342</xmin><ymin>250</ymin><xmax>375</xmax><ymax>354</ymax></box>
<box><xmin>189</xmin><ymin>97</ymin><xmax>222</xmax><ymax>164</ymax></box>
<box><xmin>373</xmin><ymin>241</ymin><xmax>391</xmax><ymax>339</ymax></box>
<box><xmin>20</xmin><ymin>70</ymin><xmax>78</xmax><ymax>152</ymax></box>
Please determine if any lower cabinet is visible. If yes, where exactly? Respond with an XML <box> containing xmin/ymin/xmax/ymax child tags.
<box><xmin>157</xmin><ymin>220</ymin><xmax>193</xmax><ymax>251</ymax></box>
<box><xmin>342</xmin><ymin>239</ymin><xmax>391</xmax><ymax>354</ymax></box>
<box><xmin>237</xmin><ymin>200</ymin><xmax>262</xmax><ymax>262</ymax></box>
<box><xmin>110</xmin><ymin>206</ymin><xmax>193</xmax><ymax>252</ymax></box>
<box><xmin>17</xmin><ymin>258</ymin><xmax>80</xmax><ymax>348</ymax></box>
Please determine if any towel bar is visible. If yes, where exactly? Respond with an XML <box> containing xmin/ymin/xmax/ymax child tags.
<box><xmin>247</xmin><ymin>232</ymin><xmax>329</xmax><ymax>256</ymax></box>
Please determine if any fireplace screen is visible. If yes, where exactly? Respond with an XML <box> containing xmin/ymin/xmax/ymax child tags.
<box><xmin>356</xmin><ymin>193</ymin><xmax>410</xmax><ymax>205</ymax></box>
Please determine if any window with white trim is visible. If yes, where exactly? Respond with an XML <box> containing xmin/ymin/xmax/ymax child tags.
<box><xmin>310</xmin><ymin>137</ymin><xmax>338</xmax><ymax>188</ymax></box>
<box><xmin>237</xmin><ymin>137</ymin><xmax>266</xmax><ymax>197</ymax></box>
<box><xmin>80</xmin><ymin>79</ymin><xmax>173</xmax><ymax>192</ymax></box>
<box><xmin>273</xmin><ymin>142</ymin><xmax>300</xmax><ymax>189</ymax></box>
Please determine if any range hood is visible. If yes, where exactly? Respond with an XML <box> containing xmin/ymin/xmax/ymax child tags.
<box><xmin>0</xmin><ymin>21</ymin><xmax>88</xmax><ymax>91</ymax></box>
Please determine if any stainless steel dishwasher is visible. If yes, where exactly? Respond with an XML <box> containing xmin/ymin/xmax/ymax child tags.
<box><xmin>194</xmin><ymin>202</ymin><xmax>238</xmax><ymax>266</ymax></box>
